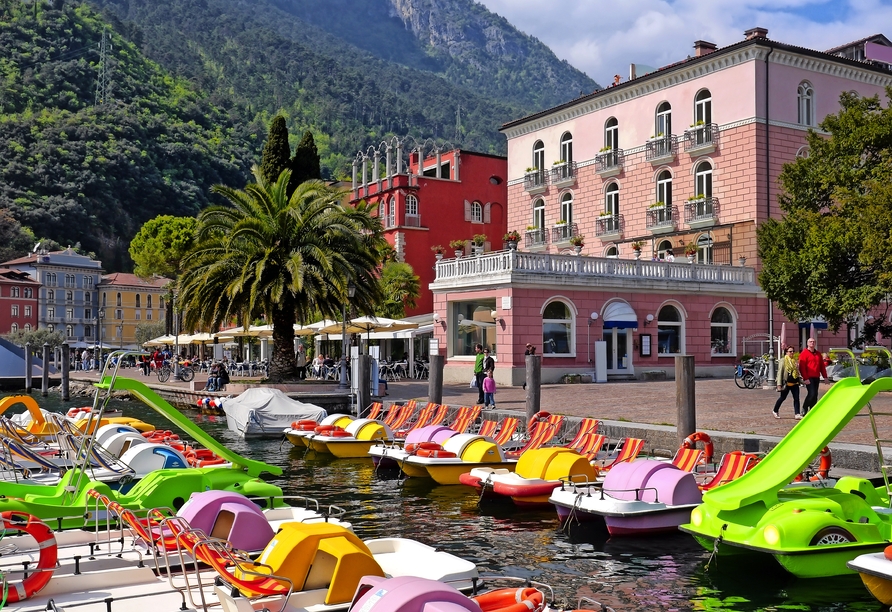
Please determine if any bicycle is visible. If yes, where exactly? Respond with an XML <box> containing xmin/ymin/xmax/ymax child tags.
<box><xmin>157</xmin><ymin>360</ymin><xmax>195</xmax><ymax>383</ymax></box>
<box><xmin>735</xmin><ymin>355</ymin><xmax>771</xmax><ymax>389</ymax></box>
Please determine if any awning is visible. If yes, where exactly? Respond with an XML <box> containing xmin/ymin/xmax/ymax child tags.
<box><xmin>602</xmin><ymin>302</ymin><xmax>639</xmax><ymax>329</ymax></box>
<box><xmin>798</xmin><ymin>319</ymin><xmax>828</xmax><ymax>330</ymax></box>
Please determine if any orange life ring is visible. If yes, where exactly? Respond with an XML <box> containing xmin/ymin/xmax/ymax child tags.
<box><xmin>415</xmin><ymin>448</ymin><xmax>457</xmax><ymax>459</ymax></box>
<box><xmin>473</xmin><ymin>587</ymin><xmax>545</xmax><ymax>612</ymax></box>
<box><xmin>0</xmin><ymin>512</ymin><xmax>57</xmax><ymax>602</ymax></box>
<box><xmin>682</xmin><ymin>432</ymin><xmax>714</xmax><ymax>464</ymax></box>
<box><xmin>406</xmin><ymin>442</ymin><xmax>443</xmax><ymax>453</ymax></box>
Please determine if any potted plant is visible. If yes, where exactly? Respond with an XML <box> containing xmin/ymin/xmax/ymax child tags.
<box><xmin>504</xmin><ymin>230</ymin><xmax>521</xmax><ymax>250</ymax></box>
<box><xmin>449</xmin><ymin>239</ymin><xmax>465</xmax><ymax>257</ymax></box>
<box><xmin>431</xmin><ymin>244</ymin><xmax>445</xmax><ymax>260</ymax></box>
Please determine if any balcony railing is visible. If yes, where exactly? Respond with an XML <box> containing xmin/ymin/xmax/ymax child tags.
<box><xmin>683</xmin><ymin>123</ymin><xmax>719</xmax><ymax>152</ymax></box>
<box><xmin>551</xmin><ymin>222</ymin><xmax>579</xmax><ymax>244</ymax></box>
<box><xmin>525</xmin><ymin>228</ymin><xmax>547</xmax><ymax>248</ymax></box>
<box><xmin>645</xmin><ymin>205</ymin><xmax>678</xmax><ymax>233</ymax></box>
<box><xmin>685</xmin><ymin>197</ymin><xmax>719</xmax><ymax>227</ymax></box>
<box><xmin>645</xmin><ymin>135</ymin><xmax>677</xmax><ymax>162</ymax></box>
<box><xmin>550</xmin><ymin>161</ymin><xmax>577</xmax><ymax>186</ymax></box>
<box><xmin>595</xmin><ymin>214</ymin><xmax>624</xmax><ymax>238</ymax></box>
<box><xmin>524</xmin><ymin>169</ymin><xmax>548</xmax><ymax>193</ymax></box>
<box><xmin>433</xmin><ymin>250</ymin><xmax>757</xmax><ymax>287</ymax></box>
<box><xmin>595</xmin><ymin>149</ymin><xmax>624</xmax><ymax>175</ymax></box>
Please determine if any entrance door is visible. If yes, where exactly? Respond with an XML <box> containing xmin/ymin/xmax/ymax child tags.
<box><xmin>604</xmin><ymin>328</ymin><xmax>633</xmax><ymax>374</ymax></box>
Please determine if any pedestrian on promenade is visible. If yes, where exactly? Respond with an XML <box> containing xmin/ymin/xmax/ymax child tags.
<box><xmin>483</xmin><ymin>370</ymin><xmax>497</xmax><ymax>410</ymax></box>
<box><xmin>474</xmin><ymin>343</ymin><xmax>485</xmax><ymax>405</ymax></box>
<box><xmin>799</xmin><ymin>337</ymin><xmax>828</xmax><ymax>416</ymax></box>
<box><xmin>774</xmin><ymin>347</ymin><xmax>802</xmax><ymax>419</ymax></box>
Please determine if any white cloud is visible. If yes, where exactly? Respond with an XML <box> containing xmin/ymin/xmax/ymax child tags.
<box><xmin>474</xmin><ymin>0</ymin><xmax>890</xmax><ymax>86</ymax></box>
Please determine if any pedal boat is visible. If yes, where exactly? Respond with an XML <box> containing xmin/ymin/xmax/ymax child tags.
<box><xmin>549</xmin><ymin>459</ymin><xmax>702</xmax><ymax>534</ymax></box>
<box><xmin>306</xmin><ymin>418</ymin><xmax>393</xmax><ymax>458</ymax></box>
<box><xmin>284</xmin><ymin>414</ymin><xmax>354</xmax><ymax>448</ymax></box>
<box><xmin>367</xmin><ymin>425</ymin><xmax>458</xmax><ymax>471</ymax></box>
<box><xmin>847</xmin><ymin>545</ymin><xmax>892</xmax><ymax>605</ymax></box>
<box><xmin>401</xmin><ymin>432</ymin><xmax>518</xmax><ymax>484</ymax></box>
<box><xmin>458</xmin><ymin>447</ymin><xmax>594</xmax><ymax>506</ymax></box>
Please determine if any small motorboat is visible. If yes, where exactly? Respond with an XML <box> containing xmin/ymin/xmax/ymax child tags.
<box><xmin>401</xmin><ymin>432</ymin><xmax>518</xmax><ymax>484</ymax></box>
<box><xmin>848</xmin><ymin>545</ymin><xmax>892</xmax><ymax>605</ymax></box>
<box><xmin>459</xmin><ymin>447</ymin><xmax>596</xmax><ymax>506</ymax></box>
<box><xmin>367</xmin><ymin>424</ymin><xmax>458</xmax><ymax>470</ymax></box>
<box><xmin>306</xmin><ymin>418</ymin><xmax>394</xmax><ymax>458</ymax></box>
<box><xmin>284</xmin><ymin>413</ymin><xmax>354</xmax><ymax>448</ymax></box>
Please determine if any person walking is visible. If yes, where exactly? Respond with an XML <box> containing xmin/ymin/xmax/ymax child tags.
<box><xmin>773</xmin><ymin>347</ymin><xmax>802</xmax><ymax>419</ymax></box>
<box><xmin>474</xmin><ymin>343</ymin><xmax>486</xmax><ymax>405</ymax></box>
<box><xmin>482</xmin><ymin>370</ymin><xmax>497</xmax><ymax>410</ymax></box>
<box><xmin>798</xmin><ymin>337</ymin><xmax>828</xmax><ymax>416</ymax></box>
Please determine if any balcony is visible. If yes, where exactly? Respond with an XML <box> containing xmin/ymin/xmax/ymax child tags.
<box><xmin>595</xmin><ymin>214</ymin><xmax>624</xmax><ymax>241</ymax></box>
<box><xmin>645</xmin><ymin>135</ymin><xmax>677</xmax><ymax>164</ymax></box>
<box><xmin>525</xmin><ymin>228</ymin><xmax>547</xmax><ymax>249</ymax></box>
<box><xmin>645</xmin><ymin>205</ymin><xmax>677</xmax><ymax>234</ymax></box>
<box><xmin>551</xmin><ymin>222</ymin><xmax>579</xmax><ymax>245</ymax></box>
<box><xmin>550</xmin><ymin>161</ymin><xmax>577</xmax><ymax>188</ymax></box>
<box><xmin>685</xmin><ymin>197</ymin><xmax>719</xmax><ymax>229</ymax></box>
<box><xmin>432</xmin><ymin>250</ymin><xmax>759</xmax><ymax>292</ymax></box>
<box><xmin>683</xmin><ymin>123</ymin><xmax>719</xmax><ymax>154</ymax></box>
<box><xmin>594</xmin><ymin>149</ymin><xmax>624</xmax><ymax>178</ymax></box>
<box><xmin>524</xmin><ymin>169</ymin><xmax>548</xmax><ymax>194</ymax></box>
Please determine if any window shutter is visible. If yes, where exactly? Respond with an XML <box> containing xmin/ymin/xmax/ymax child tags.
<box><xmin>464</xmin><ymin>200</ymin><xmax>471</xmax><ymax>221</ymax></box>
<box><xmin>483</xmin><ymin>203</ymin><xmax>491</xmax><ymax>224</ymax></box>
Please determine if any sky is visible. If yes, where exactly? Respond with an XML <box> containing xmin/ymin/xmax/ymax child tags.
<box><xmin>474</xmin><ymin>0</ymin><xmax>890</xmax><ymax>86</ymax></box>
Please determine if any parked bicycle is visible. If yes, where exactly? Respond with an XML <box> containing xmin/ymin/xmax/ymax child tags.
<box><xmin>157</xmin><ymin>359</ymin><xmax>195</xmax><ymax>383</ymax></box>
<box><xmin>735</xmin><ymin>355</ymin><xmax>772</xmax><ymax>389</ymax></box>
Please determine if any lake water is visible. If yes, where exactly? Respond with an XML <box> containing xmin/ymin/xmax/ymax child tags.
<box><xmin>0</xmin><ymin>391</ymin><xmax>879</xmax><ymax>611</ymax></box>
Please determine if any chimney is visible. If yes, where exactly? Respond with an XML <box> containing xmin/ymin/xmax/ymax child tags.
<box><xmin>744</xmin><ymin>27</ymin><xmax>768</xmax><ymax>40</ymax></box>
<box><xmin>693</xmin><ymin>40</ymin><xmax>717</xmax><ymax>57</ymax></box>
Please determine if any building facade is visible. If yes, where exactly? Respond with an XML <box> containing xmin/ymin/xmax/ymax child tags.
<box><xmin>1</xmin><ymin>248</ymin><xmax>104</xmax><ymax>347</ymax></box>
<box><xmin>351</xmin><ymin>142</ymin><xmax>508</xmax><ymax>316</ymax></box>
<box><xmin>431</xmin><ymin>30</ymin><xmax>892</xmax><ymax>384</ymax></box>
<box><xmin>98</xmin><ymin>273</ymin><xmax>170</xmax><ymax>349</ymax></box>
<box><xmin>0</xmin><ymin>268</ymin><xmax>40</xmax><ymax>335</ymax></box>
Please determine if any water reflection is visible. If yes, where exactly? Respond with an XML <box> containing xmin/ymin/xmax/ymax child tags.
<box><xmin>0</xmin><ymin>392</ymin><xmax>880</xmax><ymax>611</ymax></box>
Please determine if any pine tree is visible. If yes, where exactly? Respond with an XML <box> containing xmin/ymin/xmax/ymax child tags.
<box><xmin>259</xmin><ymin>116</ymin><xmax>292</xmax><ymax>185</ymax></box>
<box><xmin>289</xmin><ymin>131</ymin><xmax>322</xmax><ymax>194</ymax></box>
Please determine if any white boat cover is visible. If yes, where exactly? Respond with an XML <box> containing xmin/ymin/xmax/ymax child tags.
<box><xmin>222</xmin><ymin>388</ymin><xmax>327</xmax><ymax>437</ymax></box>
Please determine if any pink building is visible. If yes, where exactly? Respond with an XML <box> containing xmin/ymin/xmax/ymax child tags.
<box><xmin>431</xmin><ymin>30</ymin><xmax>892</xmax><ymax>384</ymax></box>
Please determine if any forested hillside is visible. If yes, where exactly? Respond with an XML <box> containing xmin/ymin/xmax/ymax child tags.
<box><xmin>0</xmin><ymin>2</ymin><xmax>258</xmax><ymax>268</ymax></box>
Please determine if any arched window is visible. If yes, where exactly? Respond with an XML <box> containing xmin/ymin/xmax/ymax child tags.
<box><xmin>605</xmin><ymin>246</ymin><xmax>618</xmax><ymax>258</ymax></box>
<box><xmin>605</xmin><ymin>118</ymin><xmax>618</xmax><ymax>150</ymax></box>
<box><xmin>560</xmin><ymin>192</ymin><xmax>573</xmax><ymax>225</ymax></box>
<box><xmin>656</xmin><ymin>102</ymin><xmax>672</xmax><ymax>137</ymax></box>
<box><xmin>711</xmin><ymin>306</ymin><xmax>735</xmax><ymax>355</ymax></box>
<box><xmin>656</xmin><ymin>170</ymin><xmax>672</xmax><ymax>207</ymax></box>
<box><xmin>405</xmin><ymin>194</ymin><xmax>419</xmax><ymax>217</ymax></box>
<box><xmin>471</xmin><ymin>201</ymin><xmax>483</xmax><ymax>223</ymax></box>
<box><xmin>532</xmin><ymin>199</ymin><xmax>545</xmax><ymax>229</ymax></box>
<box><xmin>532</xmin><ymin>140</ymin><xmax>545</xmax><ymax>170</ymax></box>
<box><xmin>605</xmin><ymin>183</ymin><xmax>620</xmax><ymax>216</ymax></box>
<box><xmin>135</xmin><ymin>294</ymin><xmax>141</xmax><ymax>308</ymax></box>
<box><xmin>695</xmin><ymin>89</ymin><xmax>712</xmax><ymax>125</ymax></box>
<box><xmin>657</xmin><ymin>304</ymin><xmax>683</xmax><ymax>355</ymax></box>
<box><xmin>560</xmin><ymin>132</ymin><xmax>573</xmax><ymax>163</ymax></box>
<box><xmin>694</xmin><ymin>161</ymin><xmax>713</xmax><ymax>199</ymax></box>
<box><xmin>542</xmin><ymin>300</ymin><xmax>574</xmax><ymax>355</ymax></box>
<box><xmin>798</xmin><ymin>81</ymin><xmax>814</xmax><ymax>126</ymax></box>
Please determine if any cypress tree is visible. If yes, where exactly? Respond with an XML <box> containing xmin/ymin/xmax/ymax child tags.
<box><xmin>289</xmin><ymin>131</ymin><xmax>322</xmax><ymax>193</ymax></box>
<box><xmin>260</xmin><ymin>116</ymin><xmax>292</xmax><ymax>185</ymax></box>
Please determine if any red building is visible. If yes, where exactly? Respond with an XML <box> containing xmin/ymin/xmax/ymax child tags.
<box><xmin>351</xmin><ymin>143</ymin><xmax>508</xmax><ymax>316</ymax></box>
<box><xmin>0</xmin><ymin>268</ymin><xmax>40</xmax><ymax>334</ymax></box>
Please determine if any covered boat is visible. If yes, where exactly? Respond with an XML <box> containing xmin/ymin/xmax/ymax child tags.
<box><xmin>223</xmin><ymin>387</ymin><xmax>327</xmax><ymax>438</ymax></box>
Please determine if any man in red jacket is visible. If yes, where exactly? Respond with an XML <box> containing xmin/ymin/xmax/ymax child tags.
<box><xmin>798</xmin><ymin>337</ymin><xmax>828</xmax><ymax>416</ymax></box>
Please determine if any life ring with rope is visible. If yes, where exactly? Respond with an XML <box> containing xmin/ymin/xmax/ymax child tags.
<box><xmin>472</xmin><ymin>587</ymin><xmax>545</xmax><ymax>612</ymax></box>
<box><xmin>682</xmin><ymin>431</ymin><xmax>714</xmax><ymax>464</ymax></box>
<box><xmin>0</xmin><ymin>511</ymin><xmax>57</xmax><ymax>602</ymax></box>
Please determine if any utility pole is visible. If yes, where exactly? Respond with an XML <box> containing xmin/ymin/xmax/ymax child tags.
<box><xmin>94</xmin><ymin>28</ymin><xmax>112</xmax><ymax>107</ymax></box>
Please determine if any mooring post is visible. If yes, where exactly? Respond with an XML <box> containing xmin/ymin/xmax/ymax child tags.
<box><xmin>676</xmin><ymin>355</ymin><xmax>696</xmax><ymax>447</ymax></box>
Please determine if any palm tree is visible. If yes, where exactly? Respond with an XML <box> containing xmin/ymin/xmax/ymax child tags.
<box><xmin>179</xmin><ymin>166</ymin><xmax>385</xmax><ymax>381</ymax></box>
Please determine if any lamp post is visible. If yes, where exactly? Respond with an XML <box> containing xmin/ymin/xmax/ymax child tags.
<box><xmin>97</xmin><ymin>308</ymin><xmax>105</xmax><ymax>370</ymax></box>
<box><xmin>339</xmin><ymin>283</ymin><xmax>356</xmax><ymax>390</ymax></box>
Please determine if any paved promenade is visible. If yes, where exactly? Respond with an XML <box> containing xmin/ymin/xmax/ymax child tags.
<box><xmin>67</xmin><ymin>370</ymin><xmax>892</xmax><ymax>449</ymax></box>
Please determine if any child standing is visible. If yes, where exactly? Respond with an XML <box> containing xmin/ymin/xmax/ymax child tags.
<box><xmin>482</xmin><ymin>370</ymin><xmax>497</xmax><ymax>410</ymax></box>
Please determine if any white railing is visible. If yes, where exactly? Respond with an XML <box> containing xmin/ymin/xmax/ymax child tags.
<box><xmin>434</xmin><ymin>250</ymin><xmax>756</xmax><ymax>285</ymax></box>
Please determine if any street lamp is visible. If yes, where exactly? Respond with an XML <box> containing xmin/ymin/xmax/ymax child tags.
<box><xmin>339</xmin><ymin>283</ymin><xmax>356</xmax><ymax>390</ymax></box>
<box><xmin>97</xmin><ymin>308</ymin><xmax>105</xmax><ymax>370</ymax></box>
